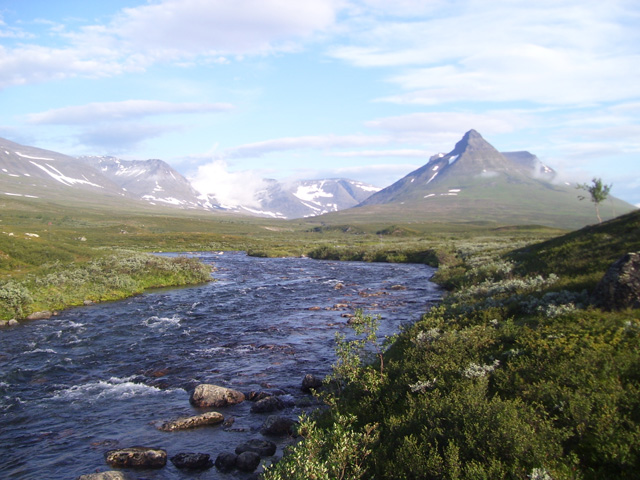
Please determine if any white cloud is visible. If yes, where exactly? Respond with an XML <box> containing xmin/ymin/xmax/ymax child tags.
<box><xmin>330</xmin><ymin>0</ymin><xmax>640</xmax><ymax>106</ymax></box>
<box><xmin>26</xmin><ymin>100</ymin><xmax>234</xmax><ymax>125</ymax></box>
<box><xmin>189</xmin><ymin>160</ymin><xmax>268</xmax><ymax>207</ymax></box>
<box><xmin>330</xmin><ymin>149</ymin><xmax>430</xmax><ymax>158</ymax></box>
<box><xmin>77</xmin><ymin>123</ymin><xmax>178</xmax><ymax>152</ymax></box>
<box><xmin>218</xmin><ymin>134</ymin><xmax>389</xmax><ymax>159</ymax></box>
<box><xmin>0</xmin><ymin>0</ymin><xmax>341</xmax><ymax>89</ymax></box>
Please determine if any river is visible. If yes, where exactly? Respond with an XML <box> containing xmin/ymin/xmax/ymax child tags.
<box><xmin>0</xmin><ymin>252</ymin><xmax>440</xmax><ymax>479</ymax></box>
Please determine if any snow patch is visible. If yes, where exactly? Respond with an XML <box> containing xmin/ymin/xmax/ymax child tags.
<box><xmin>432</xmin><ymin>165</ymin><xmax>439</xmax><ymax>171</ymax></box>
<box><xmin>448</xmin><ymin>189</ymin><xmax>461</xmax><ymax>193</ymax></box>
<box><xmin>16</xmin><ymin>152</ymin><xmax>55</xmax><ymax>161</ymax></box>
<box><xmin>448</xmin><ymin>155</ymin><xmax>459</xmax><ymax>164</ymax></box>
<box><xmin>424</xmin><ymin>193</ymin><xmax>436</xmax><ymax>198</ymax></box>
<box><xmin>426</xmin><ymin>172</ymin><xmax>439</xmax><ymax>184</ymax></box>
<box><xmin>29</xmin><ymin>162</ymin><xmax>103</xmax><ymax>188</ymax></box>
<box><xmin>294</xmin><ymin>182</ymin><xmax>333</xmax><ymax>202</ymax></box>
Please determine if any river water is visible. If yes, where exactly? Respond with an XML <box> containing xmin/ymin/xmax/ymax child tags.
<box><xmin>0</xmin><ymin>252</ymin><xmax>440</xmax><ymax>479</ymax></box>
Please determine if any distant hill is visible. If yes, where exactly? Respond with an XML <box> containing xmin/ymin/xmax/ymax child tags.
<box><xmin>0</xmin><ymin>137</ymin><xmax>379</xmax><ymax>219</ymax></box>
<box><xmin>348</xmin><ymin>130</ymin><xmax>635</xmax><ymax>229</ymax></box>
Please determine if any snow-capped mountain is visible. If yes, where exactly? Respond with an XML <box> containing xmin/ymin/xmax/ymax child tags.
<box><xmin>79</xmin><ymin>156</ymin><xmax>208</xmax><ymax>210</ymax></box>
<box><xmin>0</xmin><ymin>137</ymin><xmax>379</xmax><ymax>218</ymax></box>
<box><xmin>354</xmin><ymin>130</ymin><xmax>635</xmax><ymax>228</ymax></box>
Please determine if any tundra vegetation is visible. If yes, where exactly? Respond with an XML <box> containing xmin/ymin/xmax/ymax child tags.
<box><xmin>264</xmin><ymin>210</ymin><xmax>640</xmax><ymax>480</ymax></box>
<box><xmin>2</xmin><ymin>196</ymin><xmax>640</xmax><ymax>479</ymax></box>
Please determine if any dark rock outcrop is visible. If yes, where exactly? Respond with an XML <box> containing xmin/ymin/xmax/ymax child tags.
<box><xmin>158</xmin><ymin>411</ymin><xmax>224</xmax><ymax>431</ymax></box>
<box><xmin>261</xmin><ymin>415</ymin><xmax>296</xmax><ymax>436</ymax></box>
<box><xmin>250</xmin><ymin>395</ymin><xmax>284</xmax><ymax>413</ymax></box>
<box><xmin>105</xmin><ymin>446</ymin><xmax>167</xmax><ymax>469</ymax></box>
<box><xmin>189</xmin><ymin>384</ymin><xmax>245</xmax><ymax>408</ymax></box>
<box><xmin>170</xmin><ymin>452</ymin><xmax>214</xmax><ymax>470</ymax></box>
<box><xmin>235</xmin><ymin>438</ymin><xmax>277</xmax><ymax>457</ymax></box>
<box><xmin>592</xmin><ymin>252</ymin><xmax>640</xmax><ymax>310</ymax></box>
<box><xmin>236</xmin><ymin>451</ymin><xmax>261</xmax><ymax>472</ymax></box>
<box><xmin>301</xmin><ymin>373</ymin><xmax>323</xmax><ymax>392</ymax></box>
<box><xmin>214</xmin><ymin>452</ymin><xmax>238</xmax><ymax>472</ymax></box>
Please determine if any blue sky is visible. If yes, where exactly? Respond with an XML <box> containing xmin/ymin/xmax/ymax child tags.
<box><xmin>1</xmin><ymin>0</ymin><xmax>639</xmax><ymax>206</ymax></box>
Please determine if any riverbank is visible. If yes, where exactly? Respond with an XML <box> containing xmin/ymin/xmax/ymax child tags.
<box><xmin>263</xmin><ymin>211</ymin><xmax>640</xmax><ymax>479</ymax></box>
<box><xmin>0</xmin><ymin>250</ymin><xmax>212</xmax><ymax>322</ymax></box>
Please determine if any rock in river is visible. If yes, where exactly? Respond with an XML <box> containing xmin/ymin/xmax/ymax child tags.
<box><xmin>261</xmin><ymin>415</ymin><xmax>297</xmax><ymax>436</ymax></box>
<box><xmin>105</xmin><ymin>446</ymin><xmax>167</xmax><ymax>469</ymax></box>
<box><xmin>77</xmin><ymin>472</ymin><xmax>134</xmax><ymax>480</ymax></box>
<box><xmin>236</xmin><ymin>451</ymin><xmax>261</xmax><ymax>472</ymax></box>
<box><xmin>190</xmin><ymin>384</ymin><xmax>245</xmax><ymax>408</ymax></box>
<box><xmin>159</xmin><ymin>411</ymin><xmax>224</xmax><ymax>431</ymax></box>
<box><xmin>170</xmin><ymin>452</ymin><xmax>214</xmax><ymax>470</ymax></box>
<box><xmin>235</xmin><ymin>438</ymin><xmax>277</xmax><ymax>457</ymax></box>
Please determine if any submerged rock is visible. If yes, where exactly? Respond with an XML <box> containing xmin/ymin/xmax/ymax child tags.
<box><xmin>77</xmin><ymin>472</ymin><xmax>134</xmax><ymax>480</ymax></box>
<box><xmin>301</xmin><ymin>373</ymin><xmax>323</xmax><ymax>392</ymax></box>
<box><xmin>592</xmin><ymin>252</ymin><xmax>640</xmax><ymax>310</ymax></box>
<box><xmin>214</xmin><ymin>452</ymin><xmax>238</xmax><ymax>471</ymax></box>
<box><xmin>236</xmin><ymin>451</ymin><xmax>261</xmax><ymax>472</ymax></box>
<box><xmin>250</xmin><ymin>395</ymin><xmax>284</xmax><ymax>413</ymax></box>
<box><xmin>190</xmin><ymin>384</ymin><xmax>245</xmax><ymax>408</ymax></box>
<box><xmin>261</xmin><ymin>415</ymin><xmax>296</xmax><ymax>436</ymax></box>
<box><xmin>170</xmin><ymin>452</ymin><xmax>214</xmax><ymax>470</ymax></box>
<box><xmin>159</xmin><ymin>411</ymin><xmax>224</xmax><ymax>431</ymax></box>
<box><xmin>236</xmin><ymin>438</ymin><xmax>277</xmax><ymax>457</ymax></box>
<box><xmin>105</xmin><ymin>446</ymin><xmax>167</xmax><ymax>469</ymax></box>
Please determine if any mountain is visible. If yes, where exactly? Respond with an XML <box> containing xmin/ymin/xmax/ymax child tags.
<box><xmin>78</xmin><ymin>156</ymin><xmax>209</xmax><ymax>210</ymax></box>
<box><xmin>0</xmin><ymin>137</ymin><xmax>378</xmax><ymax>219</ymax></box>
<box><xmin>352</xmin><ymin>130</ymin><xmax>636</xmax><ymax>229</ymax></box>
<box><xmin>0</xmin><ymin>137</ymin><xmax>130</xmax><ymax>205</ymax></box>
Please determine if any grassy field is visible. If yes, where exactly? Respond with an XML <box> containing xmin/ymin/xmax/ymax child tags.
<box><xmin>0</xmin><ymin>195</ymin><xmax>567</xmax><ymax>320</ymax></box>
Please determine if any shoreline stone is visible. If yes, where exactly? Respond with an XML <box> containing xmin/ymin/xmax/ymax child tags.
<box><xmin>105</xmin><ymin>446</ymin><xmax>167</xmax><ymax>469</ymax></box>
<box><xmin>159</xmin><ymin>411</ymin><xmax>224</xmax><ymax>431</ymax></box>
<box><xmin>190</xmin><ymin>384</ymin><xmax>245</xmax><ymax>408</ymax></box>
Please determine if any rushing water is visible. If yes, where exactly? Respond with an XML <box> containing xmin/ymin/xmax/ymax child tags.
<box><xmin>0</xmin><ymin>252</ymin><xmax>440</xmax><ymax>479</ymax></box>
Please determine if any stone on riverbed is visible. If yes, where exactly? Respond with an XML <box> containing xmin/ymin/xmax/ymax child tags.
<box><xmin>158</xmin><ymin>411</ymin><xmax>224</xmax><ymax>431</ymax></box>
<box><xmin>236</xmin><ymin>451</ymin><xmax>261</xmax><ymax>472</ymax></box>
<box><xmin>170</xmin><ymin>452</ymin><xmax>214</xmax><ymax>470</ymax></box>
<box><xmin>261</xmin><ymin>415</ymin><xmax>297</xmax><ymax>436</ymax></box>
<box><xmin>190</xmin><ymin>384</ymin><xmax>245</xmax><ymax>408</ymax></box>
<box><xmin>301</xmin><ymin>373</ymin><xmax>323</xmax><ymax>392</ymax></box>
<box><xmin>215</xmin><ymin>452</ymin><xmax>238</xmax><ymax>472</ymax></box>
<box><xmin>235</xmin><ymin>438</ymin><xmax>277</xmax><ymax>457</ymax></box>
<box><xmin>250</xmin><ymin>395</ymin><xmax>284</xmax><ymax>413</ymax></box>
<box><xmin>77</xmin><ymin>472</ymin><xmax>134</xmax><ymax>480</ymax></box>
<box><xmin>105</xmin><ymin>446</ymin><xmax>167</xmax><ymax>469</ymax></box>
<box><xmin>26</xmin><ymin>311</ymin><xmax>52</xmax><ymax>320</ymax></box>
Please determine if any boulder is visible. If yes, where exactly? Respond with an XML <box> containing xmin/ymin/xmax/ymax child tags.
<box><xmin>190</xmin><ymin>384</ymin><xmax>245</xmax><ymax>408</ymax></box>
<box><xmin>8</xmin><ymin>319</ymin><xmax>19</xmax><ymax>327</ymax></box>
<box><xmin>301</xmin><ymin>374</ymin><xmax>323</xmax><ymax>392</ymax></box>
<box><xmin>592</xmin><ymin>252</ymin><xmax>640</xmax><ymax>311</ymax></box>
<box><xmin>250</xmin><ymin>395</ymin><xmax>284</xmax><ymax>413</ymax></box>
<box><xmin>170</xmin><ymin>452</ymin><xmax>213</xmax><ymax>470</ymax></box>
<box><xmin>214</xmin><ymin>452</ymin><xmax>238</xmax><ymax>472</ymax></box>
<box><xmin>77</xmin><ymin>472</ymin><xmax>134</xmax><ymax>480</ymax></box>
<box><xmin>158</xmin><ymin>411</ymin><xmax>224</xmax><ymax>431</ymax></box>
<box><xmin>26</xmin><ymin>311</ymin><xmax>52</xmax><ymax>320</ymax></box>
<box><xmin>105</xmin><ymin>446</ymin><xmax>167</xmax><ymax>469</ymax></box>
<box><xmin>261</xmin><ymin>415</ymin><xmax>296</xmax><ymax>436</ymax></box>
<box><xmin>235</xmin><ymin>438</ymin><xmax>277</xmax><ymax>457</ymax></box>
<box><xmin>236</xmin><ymin>451</ymin><xmax>261</xmax><ymax>472</ymax></box>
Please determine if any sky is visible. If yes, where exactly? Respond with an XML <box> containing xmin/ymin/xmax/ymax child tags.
<box><xmin>1</xmin><ymin>0</ymin><xmax>639</xmax><ymax>207</ymax></box>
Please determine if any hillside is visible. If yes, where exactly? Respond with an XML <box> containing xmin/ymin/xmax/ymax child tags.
<box><xmin>265</xmin><ymin>210</ymin><xmax>640</xmax><ymax>480</ymax></box>
<box><xmin>337</xmin><ymin>130</ymin><xmax>636</xmax><ymax>229</ymax></box>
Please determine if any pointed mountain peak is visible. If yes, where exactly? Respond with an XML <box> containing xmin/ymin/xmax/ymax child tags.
<box><xmin>450</xmin><ymin>129</ymin><xmax>493</xmax><ymax>155</ymax></box>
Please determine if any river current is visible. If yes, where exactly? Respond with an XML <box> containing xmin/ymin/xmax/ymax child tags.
<box><xmin>0</xmin><ymin>252</ymin><xmax>440</xmax><ymax>479</ymax></box>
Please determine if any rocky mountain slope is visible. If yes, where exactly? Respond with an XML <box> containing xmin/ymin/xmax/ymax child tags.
<box><xmin>350</xmin><ymin>130</ymin><xmax>636</xmax><ymax>228</ymax></box>
<box><xmin>0</xmin><ymin>137</ymin><xmax>378</xmax><ymax>218</ymax></box>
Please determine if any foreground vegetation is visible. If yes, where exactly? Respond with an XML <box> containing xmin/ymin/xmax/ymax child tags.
<box><xmin>264</xmin><ymin>210</ymin><xmax>640</xmax><ymax>480</ymax></box>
